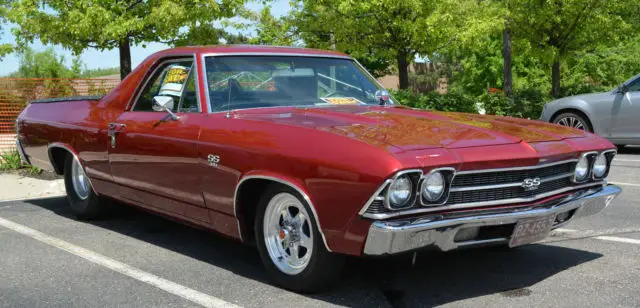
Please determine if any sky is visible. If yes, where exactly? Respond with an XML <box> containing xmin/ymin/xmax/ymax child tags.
<box><xmin>0</xmin><ymin>0</ymin><xmax>291</xmax><ymax>76</ymax></box>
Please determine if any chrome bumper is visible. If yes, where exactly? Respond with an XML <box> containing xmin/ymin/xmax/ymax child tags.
<box><xmin>15</xmin><ymin>139</ymin><xmax>30</xmax><ymax>165</ymax></box>
<box><xmin>363</xmin><ymin>185</ymin><xmax>622</xmax><ymax>255</ymax></box>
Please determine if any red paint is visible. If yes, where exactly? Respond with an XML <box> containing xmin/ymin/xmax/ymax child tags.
<box><xmin>16</xmin><ymin>46</ymin><xmax>615</xmax><ymax>256</ymax></box>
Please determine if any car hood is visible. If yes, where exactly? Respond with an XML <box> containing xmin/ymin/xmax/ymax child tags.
<box><xmin>234</xmin><ymin>105</ymin><xmax>588</xmax><ymax>152</ymax></box>
<box><xmin>550</xmin><ymin>91</ymin><xmax>614</xmax><ymax>104</ymax></box>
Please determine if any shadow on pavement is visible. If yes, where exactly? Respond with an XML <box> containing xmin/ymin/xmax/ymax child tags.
<box><xmin>25</xmin><ymin>197</ymin><xmax>602</xmax><ymax>307</ymax></box>
<box><xmin>618</xmin><ymin>145</ymin><xmax>640</xmax><ymax>155</ymax></box>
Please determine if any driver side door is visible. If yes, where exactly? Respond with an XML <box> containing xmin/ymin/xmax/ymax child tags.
<box><xmin>611</xmin><ymin>77</ymin><xmax>640</xmax><ymax>142</ymax></box>
<box><xmin>108</xmin><ymin>57</ymin><xmax>208</xmax><ymax>219</ymax></box>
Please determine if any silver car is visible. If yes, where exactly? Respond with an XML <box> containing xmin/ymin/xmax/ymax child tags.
<box><xmin>540</xmin><ymin>73</ymin><xmax>640</xmax><ymax>149</ymax></box>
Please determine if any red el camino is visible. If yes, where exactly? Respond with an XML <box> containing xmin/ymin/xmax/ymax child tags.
<box><xmin>16</xmin><ymin>46</ymin><xmax>621</xmax><ymax>292</ymax></box>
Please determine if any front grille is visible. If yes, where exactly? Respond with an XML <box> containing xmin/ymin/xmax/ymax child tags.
<box><xmin>362</xmin><ymin>160</ymin><xmax>595</xmax><ymax>218</ymax></box>
<box><xmin>448</xmin><ymin>177</ymin><xmax>572</xmax><ymax>205</ymax></box>
<box><xmin>452</xmin><ymin>162</ymin><xmax>576</xmax><ymax>188</ymax></box>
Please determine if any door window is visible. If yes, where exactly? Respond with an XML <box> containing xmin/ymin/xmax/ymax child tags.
<box><xmin>627</xmin><ymin>78</ymin><xmax>640</xmax><ymax>92</ymax></box>
<box><xmin>133</xmin><ymin>59</ymin><xmax>199</xmax><ymax>112</ymax></box>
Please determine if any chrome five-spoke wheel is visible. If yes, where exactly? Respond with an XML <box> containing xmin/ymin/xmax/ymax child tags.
<box><xmin>63</xmin><ymin>153</ymin><xmax>106</xmax><ymax>219</ymax></box>
<box><xmin>255</xmin><ymin>185</ymin><xmax>345</xmax><ymax>292</ymax></box>
<box><xmin>71</xmin><ymin>156</ymin><xmax>90</xmax><ymax>200</ymax></box>
<box><xmin>263</xmin><ymin>193</ymin><xmax>313</xmax><ymax>275</ymax></box>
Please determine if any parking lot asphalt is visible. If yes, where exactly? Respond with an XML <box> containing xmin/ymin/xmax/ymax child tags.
<box><xmin>2</xmin><ymin>147</ymin><xmax>640</xmax><ymax>307</ymax></box>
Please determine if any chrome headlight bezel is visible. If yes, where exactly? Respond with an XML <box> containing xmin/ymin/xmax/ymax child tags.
<box><xmin>385</xmin><ymin>175</ymin><xmax>414</xmax><ymax>210</ymax></box>
<box><xmin>383</xmin><ymin>170</ymin><xmax>421</xmax><ymax>211</ymax></box>
<box><xmin>573</xmin><ymin>152</ymin><xmax>596</xmax><ymax>183</ymax></box>
<box><xmin>420</xmin><ymin>167</ymin><xmax>456</xmax><ymax>206</ymax></box>
<box><xmin>593</xmin><ymin>149</ymin><xmax>616</xmax><ymax>180</ymax></box>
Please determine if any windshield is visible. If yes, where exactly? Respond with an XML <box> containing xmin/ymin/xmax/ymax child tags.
<box><xmin>204</xmin><ymin>56</ymin><xmax>393</xmax><ymax>112</ymax></box>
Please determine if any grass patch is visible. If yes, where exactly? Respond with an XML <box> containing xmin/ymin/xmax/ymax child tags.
<box><xmin>0</xmin><ymin>150</ymin><xmax>41</xmax><ymax>174</ymax></box>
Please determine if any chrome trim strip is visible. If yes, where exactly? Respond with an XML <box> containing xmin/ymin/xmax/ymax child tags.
<box><xmin>47</xmin><ymin>144</ymin><xmax>98</xmax><ymax>196</ymax></box>
<box><xmin>363</xmin><ymin>184</ymin><xmax>622</xmax><ymax>255</ymax></box>
<box><xmin>361</xmin><ymin>181</ymin><xmax>605</xmax><ymax>220</ymax></box>
<box><xmin>449</xmin><ymin>172</ymin><xmax>574</xmax><ymax>192</ymax></box>
<box><xmin>419</xmin><ymin>167</ymin><xmax>456</xmax><ymax>206</ymax></box>
<box><xmin>455</xmin><ymin>158</ymin><xmax>578</xmax><ymax>175</ymax></box>
<box><xmin>383</xmin><ymin>169</ymin><xmax>423</xmax><ymax>211</ymax></box>
<box><xmin>15</xmin><ymin>139</ymin><xmax>30</xmax><ymax>165</ymax></box>
<box><xmin>233</xmin><ymin>175</ymin><xmax>332</xmax><ymax>252</ymax></box>
<box><xmin>573</xmin><ymin>151</ymin><xmax>597</xmax><ymax>183</ymax></box>
<box><xmin>358</xmin><ymin>179</ymin><xmax>392</xmax><ymax>216</ymax></box>
<box><xmin>128</xmin><ymin>55</ymin><xmax>199</xmax><ymax>112</ymax></box>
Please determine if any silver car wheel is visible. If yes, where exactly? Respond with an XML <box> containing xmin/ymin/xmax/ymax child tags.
<box><xmin>263</xmin><ymin>192</ymin><xmax>313</xmax><ymax>275</ymax></box>
<box><xmin>555</xmin><ymin>116</ymin><xmax>586</xmax><ymax>130</ymax></box>
<box><xmin>71</xmin><ymin>157</ymin><xmax>90</xmax><ymax>200</ymax></box>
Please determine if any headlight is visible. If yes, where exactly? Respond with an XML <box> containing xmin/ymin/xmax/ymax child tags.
<box><xmin>422</xmin><ymin>171</ymin><xmax>445</xmax><ymax>202</ymax></box>
<box><xmin>574</xmin><ymin>155</ymin><xmax>590</xmax><ymax>182</ymax></box>
<box><xmin>593</xmin><ymin>153</ymin><xmax>608</xmax><ymax>178</ymax></box>
<box><xmin>387</xmin><ymin>176</ymin><xmax>413</xmax><ymax>209</ymax></box>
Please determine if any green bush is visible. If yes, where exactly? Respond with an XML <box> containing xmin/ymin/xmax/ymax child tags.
<box><xmin>478</xmin><ymin>89</ymin><xmax>550</xmax><ymax>119</ymax></box>
<box><xmin>391</xmin><ymin>90</ymin><xmax>478</xmax><ymax>113</ymax></box>
<box><xmin>0</xmin><ymin>150</ymin><xmax>41</xmax><ymax>174</ymax></box>
<box><xmin>0</xmin><ymin>150</ymin><xmax>22</xmax><ymax>171</ymax></box>
<box><xmin>560</xmin><ymin>83</ymin><xmax>610</xmax><ymax>97</ymax></box>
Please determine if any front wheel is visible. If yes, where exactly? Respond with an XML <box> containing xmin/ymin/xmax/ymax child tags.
<box><xmin>255</xmin><ymin>185</ymin><xmax>344</xmax><ymax>292</ymax></box>
<box><xmin>63</xmin><ymin>154</ymin><xmax>107</xmax><ymax>219</ymax></box>
<box><xmin>552</xmin><ymin>112</ymin><xmax>593</xmax><ymax>132</ymax></box>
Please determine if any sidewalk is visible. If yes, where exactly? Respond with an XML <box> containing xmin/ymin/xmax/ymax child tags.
<box><xmin>0</xmin><ymin>172</ymin><xmax>65</xmax><ymax>201</ymax></box>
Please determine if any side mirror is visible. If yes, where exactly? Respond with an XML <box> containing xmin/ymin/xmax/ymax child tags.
<box><xmin>152</xmin><ymin>96</ymin><xmax>179</xmax><ymax>120</ymax></box>
<box><xmin>616</xmin><ymin>84</ymin><xmax>629</xmax><ymax>94</ymax></box>
<box><xmin>375</xmin><ymin>90</ymin><xmax>391</xmax><ymax>106</ymax></box>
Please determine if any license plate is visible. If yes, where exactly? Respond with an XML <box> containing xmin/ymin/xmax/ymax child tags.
<box><xmin>509</xmin><ymin>215</ymin><xmax>556</xmax><ymax>247</ymax></box>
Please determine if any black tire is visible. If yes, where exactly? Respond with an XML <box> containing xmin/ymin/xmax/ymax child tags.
<box><xmin>63</xmin><ymin>154</ymin><xmax>107</xmax><ymax>220</ymax></box>
<box><xmin>616</xmin><ymin>144</ymin><xmax>626</xmax><ymax>152</ymax></box>
<box><xmin>552</xmin><ymin>112</ymin><xmax>593</xmax><ymax>132</ymax></box>
<box><xmin>254</xmin><ymin>184</ymin><xmax>345</xmax><ymax>292</ymax></box>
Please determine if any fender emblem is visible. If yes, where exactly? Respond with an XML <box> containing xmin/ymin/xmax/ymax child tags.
<box><xmin>521</xmin><ymin>178</ymin><xmax>541</xmax><ymax>191</ymax></box>
<box><xmin>207</xmin><ymin>154</ymin><xmax>220</xmax><ymax>168</ymax></box>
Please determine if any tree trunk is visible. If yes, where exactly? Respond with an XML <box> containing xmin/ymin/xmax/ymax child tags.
<box><xmin>119</xmin><ymin>36</ymin><xmax>132</xmax><ymax>81</ymax></box>
<box><xmin>502</xmin><ymin>26</ymin><xmax>513</xmax><ymax>98</ymax></box>
<box><xmin>551</xmin><ymin>58</ymin><xmax>561</xmax><ymax>98</ymax></box>
<box><xmin>397</xmin><ymin>50</ymin><xmax>409</xmax><ymax>90</ymax></box>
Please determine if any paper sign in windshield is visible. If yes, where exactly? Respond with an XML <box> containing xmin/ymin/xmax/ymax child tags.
<box><xmin>320</xmin><ymin>97</ymin><xmax>363</xmax><ymax>105</ymax></box>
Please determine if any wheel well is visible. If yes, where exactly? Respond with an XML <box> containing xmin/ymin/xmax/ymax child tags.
<box><xmin>49</xmin><ymin>147</ymin><xmax>70</xmax><ymax>175</ymax></box>
<box><xmin>236</xmin><ymin>178</ymin><xmax>277</xmax><ymax>243</ymax></box>
<box><xmin>551</xmin><ymin>108</ymin><xmax>594</xmax><ymax>131</ymax></box>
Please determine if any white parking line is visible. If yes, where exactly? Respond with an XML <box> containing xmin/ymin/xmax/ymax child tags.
<box><xmin>594</xmin><ymin>236</ymin><xmax>640</xmax><ymax>245</ymax></box>
<box><xmin>0</xmin><ymin>216</ymin><xmax>240</xmax><ymax>308</ymax></box>
<box><xmin>614</xmin><ymin>159</ymin><xmax>640</xmax><ymax>163</ymax></box>
<box><xmin>609</xmin><ymin>181</ymin><xmax>640</xmax><ymax>187</ymax></box>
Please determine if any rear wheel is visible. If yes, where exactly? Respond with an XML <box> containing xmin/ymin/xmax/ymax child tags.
<box><xmin>552</xmin><ymin>112</ymin><xmax>593</xmax><ymax>132</ymax></box>
<box><xmin>255</xmin><ymin>185</ymin><xmax>344</xmax><ymax>292</ymax></box>
<box><xmin>63</xmin><ymin>154</ymin><xmax>107</xmax><ymax>219</ymax></box>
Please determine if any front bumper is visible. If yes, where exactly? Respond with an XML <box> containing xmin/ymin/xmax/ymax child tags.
<box><xmin>363</xmin><ymin>184</ymin><xmax>621</xmax><ymax>255</ymax></box>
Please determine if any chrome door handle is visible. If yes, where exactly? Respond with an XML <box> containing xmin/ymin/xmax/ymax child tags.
<box><xmin>108</xmin><ymin>123</ymin><xmax>126</xmax><ymax>148</ymax></box>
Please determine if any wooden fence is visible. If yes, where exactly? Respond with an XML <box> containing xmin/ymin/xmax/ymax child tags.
<box><xmin>0</xmin><ymin>78</ymin><xmax>119</xmax><ymax>152</ymax></box>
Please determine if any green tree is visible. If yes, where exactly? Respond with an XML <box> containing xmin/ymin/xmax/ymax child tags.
<box><xmin>8</xmin><ymin>0</ymin><xmax>244</xmax><ymax>80</ymax></box>
<box><xmin>11</xmin><ymin>47</ymin><xmax>78</xmax><ymax>78</ymax></box>
<box><xmin>288</xmin><ymin>0</ymin><xmax>495</xmax><ymax>89</ymax></box>
<box><xmin>0</xmin><ymin>0</ymin><xmax>13</xmax><ymax>59</ymax></box>
<box><xmin>510</xmin><ymin>0</ymin><xmax>633</xmax><ymax>97</ymax></box>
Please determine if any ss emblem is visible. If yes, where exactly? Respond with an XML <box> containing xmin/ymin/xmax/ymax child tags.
<box><xmin>207</xmin><ymin>154</ymin><xmax>220</xmax><ymax>168</ymax></box>
<box><xmin>521</xmin><ymin>177</ymin><xmax>541</xmax><ymax>191</ymax></box>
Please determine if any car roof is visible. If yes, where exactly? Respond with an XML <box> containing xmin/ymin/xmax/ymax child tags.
<box><xmin>154</xmin><ymin>45</ymin><xmax>351</xmax><ymax>58</ymax></box>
